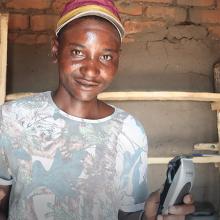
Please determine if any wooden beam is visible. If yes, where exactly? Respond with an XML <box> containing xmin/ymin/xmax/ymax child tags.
<box><xmin>148</xmin><ymin>156</ymin><xmax>220</xmax><ymax>164</ymax></box>
<box><xmin>0</xmin><ymin>14</ymin><xmax>9</xmax><ymax>105</ymax></box>
<box><xmin>211</xmin><ymin>101</ymin><xmax>220</xmax><ymax>111</ymax></box>
<box><xmin>98</xmin><ymin>91</ymin><xmax>220</xmax><ymax>101</ymax></box>
<box><xmin>6</xmin><ymin>92</ymin><xmax>34</xmax><ymax>101</ymax></box>
<box><xmin>194</xmin><ymin>143</ymin><xmax>219</xmax><ymax>151</ymax></box>
<box><xmin>6</xmin><ymin>91</ymin><xmax>220</xmax><ymax>102</ymax></box>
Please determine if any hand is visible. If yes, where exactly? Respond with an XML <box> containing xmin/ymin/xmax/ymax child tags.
<box><xmin>143</xmin><ymin>190</ymin><xmax>195</xmax><ymax>220</ymax></box>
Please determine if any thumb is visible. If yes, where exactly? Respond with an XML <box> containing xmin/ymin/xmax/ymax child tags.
<box><xmin>144</xmin><ymin>190</ymin><xmax>160</xmax><ymax>218</ymax></box>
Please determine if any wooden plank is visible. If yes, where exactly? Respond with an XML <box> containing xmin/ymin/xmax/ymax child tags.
<box><xmin>6</xmin><ymin>91</ymin><xmax>220</xmax><ymax>102</ymax></box>
<box><xmin>6</xmin><ymin>92</ymin><xmax>34</xmax><ymax>101</ymax></box>
<box><xmin>194</xmin><ymin>143</ymin><xmax>219</xmax><ymax>151</ymax></box>
<box><xmin>98</xmin><ymin>91</ymin><xmax>220</xmax><ymax>101</ymax></box>
<box><xmin>148</xmin><ymin>156</ymin><xmax>220</xmax><ymax>164</ymax></box>
<box><xmin>211</xmin><ymin>102</ymin><xmax>220</xmax><ymax>111</ymax></box>
<box><xmin>0</xmin><ymin>14</ymin><xmax>8</xmax><ymax>105</ymax></box>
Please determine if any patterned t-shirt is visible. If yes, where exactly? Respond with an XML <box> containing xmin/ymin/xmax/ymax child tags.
<box><xmin>0</xmin><ymin>91</ymin><xmax>148</xmax><ymax>220</ymax></box>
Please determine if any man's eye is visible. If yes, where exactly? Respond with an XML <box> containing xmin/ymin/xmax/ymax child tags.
<box><xmin>101</xmin><ymin>55</ymin><xmax>112</xmax><ymax>61</ymax></box>
<box><xmin>72</xmin><ymin>50</ymin><xmax>83</xmax><ymax>56</ymax></box>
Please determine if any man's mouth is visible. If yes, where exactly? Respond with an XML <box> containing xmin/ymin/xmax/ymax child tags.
<box><xmin>75</xmin><ymin>79</ymin><xmax>99</xmax><ymax>88</ymax></box>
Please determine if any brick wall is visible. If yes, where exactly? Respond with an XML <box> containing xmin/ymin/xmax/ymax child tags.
<box><xmin>1</xmin><ymin>0</ymin><xmax>220</xmax><ymax>44</ymax></box>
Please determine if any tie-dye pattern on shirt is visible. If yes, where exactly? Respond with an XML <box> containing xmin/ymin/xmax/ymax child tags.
<box><xmin>0</xmin><ymin>91</ymin><xmax>148</xmax><ymax>220</ymax></box>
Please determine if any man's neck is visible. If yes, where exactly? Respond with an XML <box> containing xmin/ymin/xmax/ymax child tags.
<box><xmin>52</xmin><ymin>89</ymin><xmax>114</xmax><ymax>119</ymax></box>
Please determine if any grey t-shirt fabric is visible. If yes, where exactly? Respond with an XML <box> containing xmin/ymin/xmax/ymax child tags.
<box><xmin>0</xmin><ymin>91</ymin><xmax>148</xmax><ymax>220</ymax></box>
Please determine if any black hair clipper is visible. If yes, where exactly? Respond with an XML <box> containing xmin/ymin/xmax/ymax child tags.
<box><xmin>157</xmin><ymin>155</ymin><xmax>195</xmax><ymax>215</ymax></box>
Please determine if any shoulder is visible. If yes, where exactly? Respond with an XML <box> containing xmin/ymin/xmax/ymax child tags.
<box><xmin>114</xmin><ymin>106</ymin><xmax>148</xmax><ymax>150</ymax></box>
<box><xmin>0</xmin><ymin>92</ymin><xmax>52</xmax><ymax>126</ymax></box>
<box><xmin>114</xmin><ymin>106</ymin><xmax>146</xmax><ymax>135</ymax></box>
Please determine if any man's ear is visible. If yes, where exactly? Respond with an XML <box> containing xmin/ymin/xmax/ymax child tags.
<box><xmin>51</xmin><ymin>36</ymin><xmax>59</xmax><ymax>63</ymax></box>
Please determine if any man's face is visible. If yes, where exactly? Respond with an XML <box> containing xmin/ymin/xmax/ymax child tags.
<box><xmin>55</xmin><ymin>17</ymin><xmax>121</xmax><ymax>102</ymax></box>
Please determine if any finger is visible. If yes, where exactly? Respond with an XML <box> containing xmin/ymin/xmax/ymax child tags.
<box><xmin>183</xmin><ymin>194</ymin><xmax>194</xmax><ymax>204</ymax></box>
<box><xmin>168</xmin><ymin>204</ymin><xmax>195</xmax><ymax>215</ymax></box>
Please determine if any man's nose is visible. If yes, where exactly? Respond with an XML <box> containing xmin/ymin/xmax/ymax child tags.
<box><xmin>80</xmin><ymin>60</ymin><xmax>100</xmax><ymax>78</ymax></box>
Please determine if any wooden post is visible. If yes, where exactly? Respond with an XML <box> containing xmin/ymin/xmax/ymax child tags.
<box><xmin>214</xmin><ymin>63</ymin><xmax>220</xmax><ymax>93</ymax></box>
<box><xmin>216</xmin><ymin>111</ymin><xmax>220</xmax><ymax>170</ymax></box>
<box><xmin>0</xmin><ymin>13</ymin><xmax>9</xmax><ymax>105</ymax></box>
<box><xmin>213</xmin><ymin>63</ymin><xmax>220</xmax><ymax>170</ymax></box>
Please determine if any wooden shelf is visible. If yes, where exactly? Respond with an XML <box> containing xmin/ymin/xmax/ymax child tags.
<box><xmin>148</xmin><ymin>156</ymin><xmax>220</xmax><ymax>164</ymax></box>
<box><xmin>6</xmin><ymin>92</ymin><xmax>34</xmax><ymax>101</ymax></box>
<box><xmin>5</xmin><ymin>91</ymin><xmax>220</xmax><ymax>102</ymax></box>
<box><xmin>98</xmin><ymin>91</ymin><xmax>220</xmax><ymax>102</ymax></box>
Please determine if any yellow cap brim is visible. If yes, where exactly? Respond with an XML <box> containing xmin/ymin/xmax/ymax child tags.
<box><xmin>56</xmin><ymin>5</ymin><xmax>124</xmax><ymax>40</ymax></box>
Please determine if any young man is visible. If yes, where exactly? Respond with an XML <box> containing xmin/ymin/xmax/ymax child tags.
<box><xmin>0</xmin><ymin>0</ymin><xmax>194</xmax><ymax>219</ymax></box>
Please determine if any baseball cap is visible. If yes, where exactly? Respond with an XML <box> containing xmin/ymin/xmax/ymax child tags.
<box><xmin>56</xmin><ymin>0</ymin><xmax>125</xmax><ymax>40</ymax></box>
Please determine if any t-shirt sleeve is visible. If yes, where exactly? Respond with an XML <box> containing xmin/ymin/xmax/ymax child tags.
<box><xmin>116</xmin><ymin>115</ymin><xmax>148</xmax><ymax>213</ymax></box>
<box><xmin>0</xmin><ymin>106</ymin><xmax>13</xmax><ymax>185</ymax></box>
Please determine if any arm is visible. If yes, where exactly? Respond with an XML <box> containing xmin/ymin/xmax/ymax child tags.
<box><xmin>117</xmin><ymin>116</ymin><xmax>149</xmax><ymax>220</ymax></box>
<box><xmin>0</xmin><ymin>185</ymin><xmax>11</xmax><ymax>220</ymax></box>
